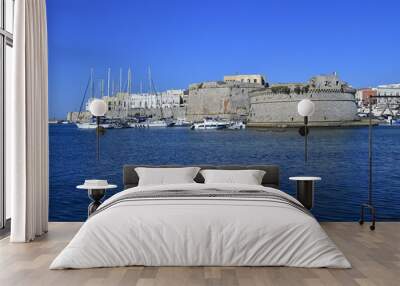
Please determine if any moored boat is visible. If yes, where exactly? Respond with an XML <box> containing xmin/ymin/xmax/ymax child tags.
<box><xmin>190</xmin><ymin>118</ymin><xmax>229</xmax><ymax>130</ymax></box>
<box><xmin>76</xmin><ymin>122</ymin><xmax>112</xmax><ymax>129</ymax></box>
<box><xmin>383</xmin><ymin>116</ymin><xmax>400</xmax><ymax>126</ymax></box>
<box><xmin>228</xmin><ymin>121</ymin><xmax>246</xmax><ymax>130</ymax></box>
<box><xmin>127</xmin><ymin>118</ymin><xmax>175</xmax><ymax>128</ymax></box>
<box><xmin>128</xmin><ymin>122</ymin><xmax>148</xmax><ymax>128</ymax></box>
<box><xmin>174</xmin><ymin>118</ymin><xmax>192</xmax><ymax>127</ymax></box>
<box><xmin>76</xmin><ymin>117</ymin><xmax>113</xmax><ymax>129</ymax></box>
<box><xmin>146</xmin><ymin>118</ymin><xmax>175</xmax><ymax>127</ymax></box>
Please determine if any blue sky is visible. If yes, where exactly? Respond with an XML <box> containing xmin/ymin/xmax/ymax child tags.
<box><xmin>47</xmin><ymin>0</ymin><xmax>400</xmax><ymax>118</ymax></box>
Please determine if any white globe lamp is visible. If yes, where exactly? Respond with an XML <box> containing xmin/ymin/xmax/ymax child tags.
<box><xmin>297</xmin><ymin>99</ymin><xmax>315</xmax><ymax>163</ymax></box>
<box><xmin>89</xmin><ymin>99</ymin><xmax>107</xmax><ymax>161</ymax></box>
<box><xmin>89</xmin><ymin>99</ymin><xmax>107</xmax><ymax>117</ymax></box>
<box><xmin>297</xmin><ymin>99</ymin><xmax>315</xmax><ymax>117</ymax></box>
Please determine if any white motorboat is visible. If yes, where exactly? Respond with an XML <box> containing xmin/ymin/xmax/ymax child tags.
<box><xmin>174</xmin><ymin>118</ymin><xmax>192</xmax><ymax>127</ymax></box>
<box><xmin>76</xmin><ymin>122</ymin><xmax>112</xmax><ymax>129</ymax></box>
<box><xmin>146</xmin><ymin>119</ymin><xmax>175</xmax><ymax>128</ymax></box>
<box><xmin>128</xmin><ymin>122</ymin><xmax>148</xmax><ymax>128</ymax></box>
<box><xmin>190</xmin><ymin>119</ymin><xmax>229</xmax><ymax>130</ymax></box>
<box><xmin>147</xmin><ymin>120</ymin><xmax>168</xmax><ymax>127</ymax></box>
<box><xmin>228</xmin><ymin>121</ymin><xmax>246</xmax><ymax>130</ymax></box>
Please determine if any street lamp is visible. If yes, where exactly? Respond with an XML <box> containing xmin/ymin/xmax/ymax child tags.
<box><xmin>297</xmin><ymin>99</ymin><xmax>315</xmax><ymax>162</ymax></box>
<box><xmin>89</xmin><ymin>99</ymin><xmax>107</xmax><ymax>160</ymax></box>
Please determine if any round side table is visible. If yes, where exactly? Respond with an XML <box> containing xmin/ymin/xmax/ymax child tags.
<box><xmin>289</xmin><ymin>176</ymin><xmax>321</xmax><ymax>210</ymax></box>
<box><xmin>77</xmin><ymin>182</ymin><xmax>117</xmax><ymax>216</ymax></box>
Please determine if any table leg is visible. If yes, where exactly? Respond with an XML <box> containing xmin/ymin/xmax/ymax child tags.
<box><xmin>87</xmin><ymin>189</ymin><xmax>106</xmax><ymax>216</ymax></box>
<box><xmin>296</xmin><ymin>180</ymin><xmax>314</xmax><ymax>210</ymax></box>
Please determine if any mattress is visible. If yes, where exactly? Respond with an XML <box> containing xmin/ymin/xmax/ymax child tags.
<box><xmin>50</xmin><ymin>183</ymin><xmax>350</xmax><ymax>269</ymax></box>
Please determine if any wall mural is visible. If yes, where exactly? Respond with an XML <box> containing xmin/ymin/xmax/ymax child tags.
<box><xmin>47</xmin><ymin>0</ymin><xmax>400</xmax><ymax>222</ymax></box>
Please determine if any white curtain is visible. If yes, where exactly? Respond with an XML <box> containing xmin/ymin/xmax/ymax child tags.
<box><xmin>8</xmin><ymin>0</ymin><xmax>49</xmax><ymax>242</ymax></box>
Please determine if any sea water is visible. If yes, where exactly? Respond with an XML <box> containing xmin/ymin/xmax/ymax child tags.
<box><xmin>49</xmin><ymin>124</ymin><xmax>400</xmax><ymax>221</ymax></box>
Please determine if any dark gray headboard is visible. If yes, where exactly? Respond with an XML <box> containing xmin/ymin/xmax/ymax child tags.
<box><xmin>123</xmin><ymin>165</ymin><xmax>280</xmax><ymax>189</ymax></box>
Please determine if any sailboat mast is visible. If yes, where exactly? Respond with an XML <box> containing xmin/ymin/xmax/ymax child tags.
<box><xmin>119</xmin><ymin>68</ymin><xmax>122</xmax><ymax>94</ymax></box>
<box><xmin>100</xmin><ymin>80</ymin><xmax>104</xmax><ymax>98</ymax></box>
<box><xmin>90</xmin><ymin>68</ymin><xmax>94</xmax><ymax>98</ymax></box>
<box><xmin>131</xmin><ymin>68</ymin><xmax>133</xmax><ymax>94</ymax></box>
<box><xmin>147</xmin><ymin>66</ymin><xmax>162</xmax><ymax>117</ymax></box>
<box><xmin>107</xmin><ymin>68</ymin><xmax>111</xmax><ymax>97</ymax></box>
<box><xmin>112</xmin><ymin>80</ymin><xmax>115</xmax><ymax>96</ymax></box>
<box><xmin>148</xmin><ymin>66</ymin><xmax>152</xmax><ymax>94</ymax></box>
<box><xmin>127</xmin><ymin>67</ymin><xmax>132</xmax><ymax>94</ymax></box>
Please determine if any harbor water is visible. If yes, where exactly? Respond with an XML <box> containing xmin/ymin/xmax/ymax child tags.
<box><xmin>50</xmin><ymin>124</ymin><xmax>400</xmax><ymax>222</ymax></box>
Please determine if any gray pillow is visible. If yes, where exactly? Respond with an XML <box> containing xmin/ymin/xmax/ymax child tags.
<box><xmin>200</xmin><ymin>169</ymin><xmax>266</xmax><ymax>185</ymax></box>
<box><xmin>135</xmin><ymin>167</ymin><xmax>201</xmax><ymax>186</ymax></box>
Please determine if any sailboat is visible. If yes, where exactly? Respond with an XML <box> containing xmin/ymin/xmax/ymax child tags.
<box><xmin>145</xmin><ymin>66</ymin><xmax>174</xmax><ymax>127</ymax></box>
<box><xmin>49</xmin><ymin>111</ymin><xmax>59</xmax><ymax>124</ymax></box>
<box><xmin>76</xmin><ymin>69</ymin><xmax>112</xmax><ymax>129</ymax></box>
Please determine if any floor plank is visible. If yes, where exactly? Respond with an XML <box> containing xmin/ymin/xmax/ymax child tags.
<box><xmin>0</xmin><ymin>222</ymin><xmax>399</xmax><ymax>286</ymax></box>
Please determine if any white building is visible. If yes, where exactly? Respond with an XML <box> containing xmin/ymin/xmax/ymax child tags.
<box><xmin>159</xmin><ymin>89</ymin><xmax>184</xmax><ymax>107</ymax></box>
<box><xmin>224</xmin><ymin>74</ymin><xmax>266</xmax><ymax>85</ymax></box>
<box><xmin>373</xmin><ymin>83</ymin><xmax>400</xmax><ymax>105</ymax></box>
<box><xmin>86</xmin><ymin>89</ymin><xmax>185</xmax><ymax>117</ymax></box>
<box><xmin>130</xmin><ymin>89</ymin><xmax>183</xmax><ymax>109</ymax></box>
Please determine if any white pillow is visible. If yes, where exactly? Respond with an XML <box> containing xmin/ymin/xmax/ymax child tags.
<box><xmin>200</xmin><ymin>169</ymin><xmax>266</xmax><ymax>185</ymax></box>
<box><xmin>135</xmin><ymin>167</ymin><xmax>200</xmax><ymax>186</ymax></box>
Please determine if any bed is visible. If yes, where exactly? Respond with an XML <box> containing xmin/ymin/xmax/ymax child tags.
<box><xmin>50</xmin><ymin>165</ymin><xmax>350</xmax><ymax>269</ymax></box>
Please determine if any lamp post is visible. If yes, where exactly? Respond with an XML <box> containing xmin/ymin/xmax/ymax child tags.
<box><xmin>297</xmin><ymin>99</ymin><xmax>315</xmax><ymax>163</ymax></box>
<box><xmin>89</xmin><ymin>99</ymin><xmax>107</xmax><ymax>160</ymax></box>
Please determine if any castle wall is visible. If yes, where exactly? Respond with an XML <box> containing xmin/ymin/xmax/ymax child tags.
<box><xmin>133</xmin><ymin>106</ymin><xmax>186</xmax><ymax>119</ymax></box>
<box><xmin>186</xmin><ymin>82</ymin><xmax>262</xmax><ymax>121</ymax></box>
<box><xmin>248</xmin><ymin>91</ymin><xmax>358</xmax><ymax>125</ymax></box>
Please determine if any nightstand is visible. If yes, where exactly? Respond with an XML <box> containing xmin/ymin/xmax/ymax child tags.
<box><xmin>289</xmin><ymin>176</ymin><xmax>321</xmax><ymax>210</ymax></box>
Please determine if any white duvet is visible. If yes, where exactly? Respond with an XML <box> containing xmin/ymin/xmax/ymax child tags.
<box><xmin>50</xmin><ymin>183</ymin><xmax>351</xmax><ymax>269</ymax></box>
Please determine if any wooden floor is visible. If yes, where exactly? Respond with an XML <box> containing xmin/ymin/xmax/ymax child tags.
<box><xmin>0</xmin><ymin>222</ymin><xmax>399</xmax><ymax>286</ymax></box>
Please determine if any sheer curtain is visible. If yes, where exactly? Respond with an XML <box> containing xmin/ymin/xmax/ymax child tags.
<box><xmin>8</xmin><ymin>0</ymin><xmax>49</xmax><ymax>242</ymax></box>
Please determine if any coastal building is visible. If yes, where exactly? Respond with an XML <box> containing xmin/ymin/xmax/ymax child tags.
<box><xmin>67</xmin><ymin>111</ymin><xmax>91</xmax><ymax>122</ymax></box>
<box><xmin>130</xmin><ymin>90</ymin><xmax>183</xmax><ymax>109</ymax></box>
<box><xmin>355</xmin><ymin>88</ymin><xmax>377</xmax><ymax>107</ymax></box>
<box><xmin>374</xmin><ymin>83</ymin><xmax>400</xmax><ymax>104</ymax></box>
<box><xmin>224</xmin><ymin>74</ymin><xmax>266</xmax><ymax>85</ymax></box>
<box><xmin>160</xmin><ymin>89</ymin><xmax>185</xmax><ymax>107</ymax></box>
<box><xmin>186</xmin><ymin>73</ymin><xmax>359</xmax><ymax>126</ymax></box>
<box><xmin>100</xmin><ymin>93</ymin><xmax>131</xmax><ymax>118</ymax></box>
<box><xmin>84</xmin><ymin>89</ymin><xmax>185</xmax><ymax>119</ymax></box>
<box><xmin>248</xmin><ymin>74</ymin><xmax>359</xmax><ymax>126</ymax></box>
<box><xmin>186</xmin><ymin>75</ymin><xmax>265</xmax><ymax>121</ymax></box>
<box><xmin>370</xmin><ymin>84</ymin><xmax>400</xmax><ymax>116</ymax></box>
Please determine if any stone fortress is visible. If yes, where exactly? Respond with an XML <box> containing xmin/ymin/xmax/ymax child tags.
<box><xmin>186</xmin><ymin>73</ymin><xmax>359</xmax><ymax>127</ymax></box>
<box><xmin>68</xmin><ymin>72</ymin><xmax>360</xmax><ymax>127</ymax></box>
<box><xmin>186</xmin><ymin>75</ymin><xmax>265</xmax><ymax>122</ymax></box>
